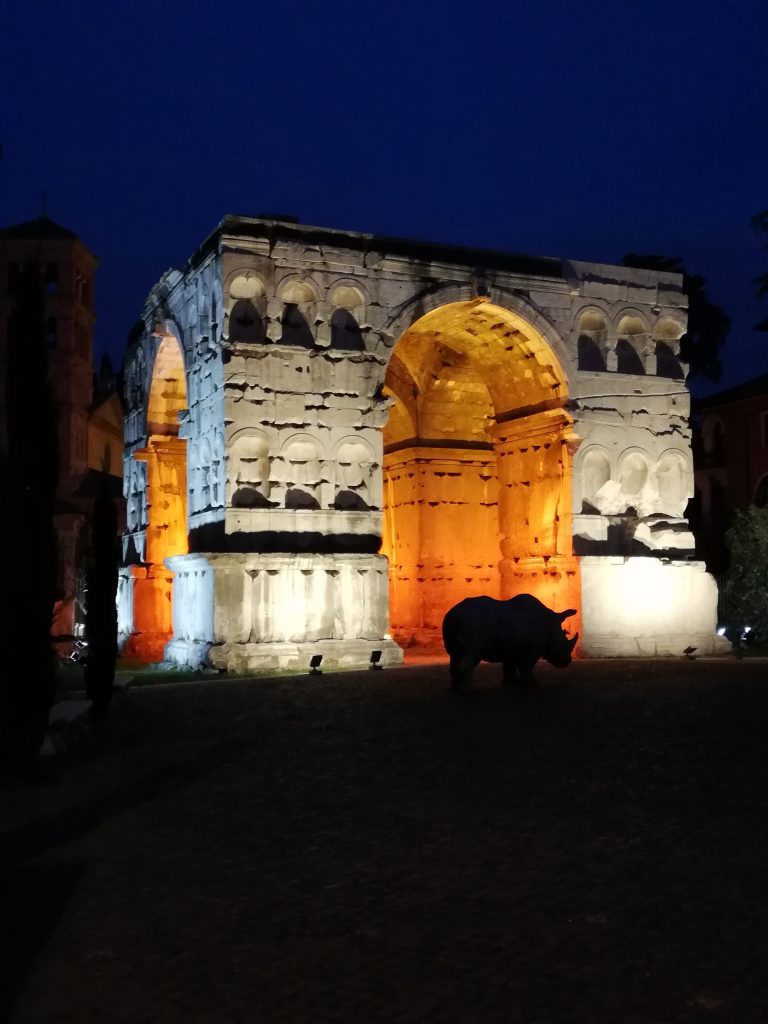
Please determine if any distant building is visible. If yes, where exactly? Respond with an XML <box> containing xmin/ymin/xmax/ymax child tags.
<box><xmin>0</xmin><ymin>215</ymin><xmax>123</xmax><ymax>640</ymax></box>
<box><xmin>693</xmin><ymin>373</ymin><xmax>768</xmax><ymax>573</ymax></box>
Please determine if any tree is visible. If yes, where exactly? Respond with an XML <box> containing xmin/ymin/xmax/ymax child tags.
<box><xmin>725</xmin><ymin>506</ymin><xmax>768</xmax><ymax>645</ymax></box>
<box><xmin>83</xmin><ymin>462</ymin><xmax>119</xmax><ymax>721</ymax></box>
<box><xmin>0</xmin><ymin>263</ymin><xmax>58</xmax><ymax>775</ymax></box>
<box><xmin>623</xmin><ymin>254</ymin><xmax>730</xmax><ymax>384</ymax></box>
<box><xmin>751</xmin><ymin>209</ymin><xmax>768</xmax><ymax>331</ymax></box>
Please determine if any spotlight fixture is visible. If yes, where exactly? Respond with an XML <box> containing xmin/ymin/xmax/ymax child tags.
<box><xmin>309</xmin><ymin>654</ymin><xmax>323</xmax><ymax>676</ymax></box>
<box><xmin>369</xmin><ymin>650</ymin><xmax>383</xmax><ymax>671</ymax></box>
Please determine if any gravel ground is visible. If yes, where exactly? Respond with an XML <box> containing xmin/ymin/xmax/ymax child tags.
<box><xmin>3</xmin><ymin>657</ymin><xmax>768</xmax><ymax>1024</ymax></box>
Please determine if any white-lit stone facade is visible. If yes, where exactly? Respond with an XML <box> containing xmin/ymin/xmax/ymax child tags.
<box><xmin>119</xmin><ymin>216</ymin><xmax>726</xmax><ymax>670</ymax></box>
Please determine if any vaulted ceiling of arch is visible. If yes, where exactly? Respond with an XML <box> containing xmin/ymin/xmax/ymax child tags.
<box><xmin>389</xmin><ymin>299</ymin><xmax>567</xmax><ymax>420</ymax></box>
<box><xmin>148</xmin><ymin>334</ymin><xmax>187</xmax><ymax>435</ymax></box>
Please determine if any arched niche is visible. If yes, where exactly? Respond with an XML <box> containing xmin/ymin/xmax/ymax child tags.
<box><xmin>655</xmin><ymin>342</ymin><xmax>684</xmax><ymax>379</ymax></box>
<box><xmin>657</xmin><ymin>450</ymin><xmax>691</xmax><ymax>517</ymax></box>
<box><xmin>616</xmin><ymin>314</ymin><xmax>647</xmax><ymax>375</ymax></box>
<box><xmin>330</xmin><ymin>284</ymin><xmax>366</xmax><ymax>351</ymax></box>
<box><xmin>653</xmin><ymin>315</ymin><xmax>685</xmax><ymax>378</ymax></box>
<box><xmin>577</xmin><ymin>309</ymin><xmax>608</xmax><ymax>372</ymax></box>
<box><xmin>579</xmin><ymin>448</ymin><xmax>611</xmax><ymax>511</ymax></box>
<box><xmin>332</xmin><ymin>438</ymin><xmax>376</xmax><ymax>511</ymax></box>
<box><xmin>279</xmin><ymin>280</ymin><xmax>316</xmax><ymax>348</ymax></box>
<box><xmin>227</xmin><ymin>273</ymin><xmax>267</xmax><ymax>344</ymax></box>
<box><xmin>381</xmin><ymin>298</ymin><xmax>577</xmax><ymax>644</ymax></box>
<box><xmin>229</xmin><ymin>430</ymin><xmax>272</xmax><ymax>509</ymax></box>
<box><xmin>618</xmin><ymin>450</ymin><xmax>649</xmax><ymax>501</ymax></box>
<box><xmin>280</xmin><ymin>435</ymin><xmax>322</xmax><ymax>508</ymax></box>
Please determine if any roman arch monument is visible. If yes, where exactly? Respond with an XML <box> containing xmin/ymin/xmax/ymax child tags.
<box><xmin>118</xmin><ymin>215</ymin><xmax>725</xmax><ymax>670</ymax></box>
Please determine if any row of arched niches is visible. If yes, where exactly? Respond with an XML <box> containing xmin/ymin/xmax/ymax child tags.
<box><xmin>225</xmin><ymin>274</ymin><xmax>687</xmax><ymax>378</ymax></box>
<box><xmin>226</xmin><ymin>276</ymin><xmax>368</xmax><ymax>351</ymax></box>
<box><xmin>576</xmin><ymin>309</ymin><xmax>686</xmax><ymax>378</ymax></box>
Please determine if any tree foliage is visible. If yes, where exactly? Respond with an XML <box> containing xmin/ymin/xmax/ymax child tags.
<box><xmin>622</xmin><ymin>254</ymin><xmax>730</xmax><ymax>384</ymax></box>
<box><xmin>725</xmin><ymin>506</ymin><xmax>768</xmax><ymax>644</ymax></box>
<box><xmin>751</xmin><ymin>209</ymin><xmax>768</xmax><ymax>330</ymax></box>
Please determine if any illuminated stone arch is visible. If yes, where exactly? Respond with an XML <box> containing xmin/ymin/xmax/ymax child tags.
<box><xmin>380</xmin><ymin>297</ymin><xmax>578</xmax><ymax>644</ymax></box>
<box><xmin>382</xmin><ymin>283</ymin><xmax>571</xmax><ymax>372</ymax></box>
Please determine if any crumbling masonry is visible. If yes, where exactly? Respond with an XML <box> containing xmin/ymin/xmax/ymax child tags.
<box><xmin>119</xmin><ymin>216</ymin><xmax>725</xmax><ymax>670</ymax></box>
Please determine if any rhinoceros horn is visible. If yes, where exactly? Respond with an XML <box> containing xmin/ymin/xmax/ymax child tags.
<box><xmin>557</xmin><ymin>608</ymin><xmax>577</xmax><ymax>622</ymax></box>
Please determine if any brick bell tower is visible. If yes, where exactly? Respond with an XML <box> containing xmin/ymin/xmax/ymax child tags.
<box><xmin>0</xmin><ymin>215</ymin><xmax>98</xmax><ymax>636</ymax></box>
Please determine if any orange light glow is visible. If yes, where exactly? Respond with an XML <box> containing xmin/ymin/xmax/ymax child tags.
<box><xmin>125</xmin><ymin>334</ymin><xmax>188</xmax><ymax>662</ymax></box>
<box><xmin>382</xmin><ymin>300</ymin><xmax>581</xmax><ymax>649</ymax></box>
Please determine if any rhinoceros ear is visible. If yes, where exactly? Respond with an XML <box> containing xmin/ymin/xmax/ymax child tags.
<box><xmin>557</xmin><ymin>608</ymin><xmax>577</xmax><ymax>622</ymax></box>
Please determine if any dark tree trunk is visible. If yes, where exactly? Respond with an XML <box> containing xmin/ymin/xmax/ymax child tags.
<box><xmin>84</xmin><ymin>474</ymin><xmax>118</xmax><ymax>720</ymax></box>
<box><xmin>1</xmin><ymin>264</ymin><xmax>58</xmax><ymax>776</ymax></box>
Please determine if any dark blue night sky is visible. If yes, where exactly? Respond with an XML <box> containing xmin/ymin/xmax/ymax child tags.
<box><xmin>2</xmin><ymin>0</ymin><xmax>767</xmax><ymax>391</ymax></box>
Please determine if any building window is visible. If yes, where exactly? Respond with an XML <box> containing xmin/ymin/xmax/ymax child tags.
<box><xmin>45</xmin><ymin>262</ymin><xmax>58</xmax><ymax>295</ymax></box>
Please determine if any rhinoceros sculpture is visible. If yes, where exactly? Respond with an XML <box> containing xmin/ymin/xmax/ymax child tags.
<box><xmin>442</xmin><ymin>594</ymin><xmax>578</xmax><ymax>689</ymax></box>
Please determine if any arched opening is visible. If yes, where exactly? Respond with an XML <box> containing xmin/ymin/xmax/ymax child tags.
<box><xmin>381</xmin><ymin>299</ymin><xmax>579</xmax><ymax>647</ymax></box>
<box><xmin>128</xmin><ymin>333</ymin><xmax>188</xmax><ymax>661</ymax></box>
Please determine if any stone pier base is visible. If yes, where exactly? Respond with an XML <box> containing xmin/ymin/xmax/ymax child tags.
<box><xmin>162</xmin><ymin>551</ymin><xmax>403</xmax><ymax>672</ymax></box>
<box><xmin>579</xmin><ymin>556</ymin><xmax>730</xmax><ymax>657</ymax></box>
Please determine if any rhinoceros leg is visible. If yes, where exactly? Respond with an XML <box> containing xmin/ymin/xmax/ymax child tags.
<box><xmin>502</xmin><ymin>657</ymin><xmax>537</xmax><ymax>687</ymax></box>
<box><xmin>501</xmin><ymin>660</ymin><xmax>519</xmax><ymax>686</ymax></box>
<box><xmin>517</xmin><ymin>658</ymin><xmax>538</xmax><ymax>687</ymax></box>
<box><xmin>450</xmin><ymin>653</ymin><xmax>478</xmax><ymax>690</ymax></box>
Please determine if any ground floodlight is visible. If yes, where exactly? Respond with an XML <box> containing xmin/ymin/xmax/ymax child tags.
<box><xmin>309</xmin><ymin>654</ymin><xmax>323</xmax><ymax>676</ymax></box>
<box><xmin>369</xmin><ymin>650</ymin><xmax>383</xmax><ymax>671</ymax></box>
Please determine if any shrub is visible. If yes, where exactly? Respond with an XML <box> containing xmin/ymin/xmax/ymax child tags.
<box><xmin>725</xmin><ymin>505</ymin><xmax>768</xmax><ymax>644</ymax></box>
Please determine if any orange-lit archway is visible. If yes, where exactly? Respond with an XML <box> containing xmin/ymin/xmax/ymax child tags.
<box><xmin>126</xmin><ymin>333</ymin><xmax>188</xmax><ymax>661</ymax></box>
<box><xmin>381</xmin><ymin>299</ymin><xmax>580</xmax><ymax>646</ymax></box>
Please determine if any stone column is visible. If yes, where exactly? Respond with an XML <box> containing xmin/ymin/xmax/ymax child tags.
<box><xmin>492</xmin><ymin>407</ymin><xmax>582</xmax><ymax>621</ymax></box>
<box><xmin>125</xmin><ymin>436</ymin><xmax>188</xmax><ymax>660</ymax></box>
